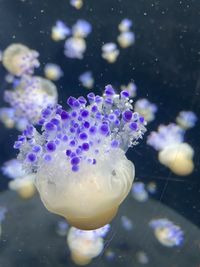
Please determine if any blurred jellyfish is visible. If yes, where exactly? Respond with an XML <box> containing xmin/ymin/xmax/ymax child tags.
<box><xmin>72</xmin><ymin>19</ymin><xmax>92</xmax><ymax>38</ymax></box>
<box><xmin>146</xmin><ymin>181</ymin><xmax>157</xmax><ymax>194</ymax></box>
<box><xmin>0</xmin><ymin>207</ymin><xmax>7</xmax><ymax>237</ymax></box>
<box><xmin>121</xmin><ymin>82</ymin><xmax>137</xmax><ymax>98</ymax></box>
<box><xmin>0</xmin><ymin>50</ymin><xmax>2</xmax><ymax>62</ymax></box>
<box><xmin>131</xmin><ymin>182</ymin><xmax>149</xmax><ymax>202</ymax></box>
<box><xmin>149</xmin><ymin>218</ymin><xmax>184</xmax><ymax>247</ymax></box>
<box><xmin>3</xmin><ymin>75</ymin><xmax>58</xmax><ymax>131</ymax></box>
<box><xmin>2</xmin><ymin>43</ymin><xmax>40</xmax><ymax>76</ymax></box>
<box><xmin>2</xmin><ymin>159</ymin><xmax>36</xmax><ymax>199</ymax></box>
<box><xmin>56</xmin><ymin>220</ymin><xmax>68</xmax><ymax>236</ymax></box>
<box><xmin>136</xmin><ymin>251</ymin><xmax>149</xmax><ymax>264</ymax></box>
<box><xmin>121</xmin><ymin>215</ymin><xmax>133</xmax><ymax>231</ymax></box>
<box><xmin>14</xmin><ymin>85</ymin><xmax>146</xmax><ymax>230</ymax></box>
<box><xmin>118</xmin><ymin>18</ymin><xmax>133</xmax><ymax>32</ymax></box>
<box><xmin>44</xmin><ymin>63</ymin><xmax>63</xmax><ymax>81</ymax></box>
<box><xmin>147</xmin><ymin>123</ymin><xmax>194</xmax><ymax>176</ymax></box>
<box><xmin>70</xmin><ymin>0</ymin><xmax>83</xmax><ymax>9</ymax></box>
<box><xmin>0</xmin><ymin>107</ymin><xmax>15</xmax><ymax>128</ymax></box>
<box><xmin>105</xmin><ymin>249</ymin><xmax>116</xmax><ymax>261</ymax></box>
<box><xmin>64</xmin><ymin>37</ymin><xmax>86</xmax><ymax>59</ymax></box>
<box><xmin>67</xmin><ymin>224</ymin><xmax>110</xmax><ymax>265</ymax></box>
<box><xmin>102</xmin><ymin>43</ymin><xmax>119</xmax><ymax>63</ymax></box>
<box><xmin>51</xmin><ymin>20</ymin><xmax>71</xmax><ymax>41</ymax></box>
<box><xmin>176</xmin><ymin>111</ymin><xmax>197</xmax><ymax>130</ymax></box>
<box><xmin>117</xmin><ymin>31</ymin><xmax>135</xmax><ymax>48</ymax></box>
<box><xmin>134</xmin><ymin>99</ymin><xmax>157</xmax><ymax>123</ymax></box>
<box><xmin>79</xmin><ymin>71</ymin><xmax>94</xmax><ymax>89</ymax></box>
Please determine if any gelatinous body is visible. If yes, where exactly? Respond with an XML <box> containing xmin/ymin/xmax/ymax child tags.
<box><xmin>117</xmin><ymin>31</ymin><xmax>135</xmax><ymax>48</ymax></box>
<box><xmin>70</xmin><ymin>0</ymin><xmax>83</xmax><ymax>9</ymax></box>
<box><xmin>131</xmin><ymin>182</ymin><xmax>148</xmax><ymax>202</ymax></box>
<box><xmin>118</xmin><ymin>19</ymin><xmax>133</xmax><ymax>32</ymax></box>
<box><xmin>134</xmin><ymin>98</ymin><xmax>157</xmax><ymax>123</ymax></box>
<box><xmin>64</xmin><ymin>37</ymin><xmax>86</xmax><ymax>59</ymax></box>
<box><xmin>14</xmin><ymin>85</ymin><xmax>146</xmax><ymax>229</ymax></box>
<box><xmin>44</xmin><ymin>63</ymin><xmax>63</xmax><ymax>81</ymax></box>
<box><xmin>67</xmin><ymin>224</ymin><xmax>110</xmax><ymax>265</ymax></box>
<box><xmin>2</xmin><ymin>44</ymin><xmax>39</xmax><ymax>76</ymax></box>
<box><xmin>72</xmin><ymin>20</ymin><xmax>92</xmax><ymax>38</ymax></box>
<box><xmin>79</xmin><ymin>71</ymin><xmax>94</xmax><ymax>89</ymax></box>
<box><xmin>176</xmin><ymin>111</ymin><xmax>197</xmax><ymax>130</ymax></box>
<box><xmin>102</xmin><ymin>43</ymin><xmax>119</xmax><ymax>63</ymax></box>
<box><xmin>3</xmin><ymin>75</ymin><xmax>58</xmax><ymax>130</ymax></box>
<box><xmin>51</xmin><ymin>20</ymin><xmax>71</xmax><ymax>41</ymax></box>
<box><xmin>147</xmin><ymin>124</ymin><xmax>194</xmax><ymax>176</ymax></box>
<box><xmin>149</xmin><ymin>218</ymin><xmax>184</xmax><ymax>247</ymax></box>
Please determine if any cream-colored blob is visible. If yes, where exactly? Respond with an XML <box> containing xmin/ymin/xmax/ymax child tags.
<box><xmin>2</xmin><ymin>44</ymin><xmax>38</xmax><ymax>76</ymax></box>
<box><xmin>35</xmin><ymin>148</ymin><xmax>134</xmax><ymax>230</ymax></box>
<box><xmin>102</xmin><ymin>50</ymin><xmax>119</xmax><ymax>63</ymax></box>
<box><xmin>117</xmin><ymin>33</ymin><xmax>134</xmax><ymax>48</ymax></box>
<box><xmin>71</xmin><ymin>0</ymin><xmax>83</xmax><ymax>9</ymax></box>
<box><xmin>9</xmin><ymin>175</ymin><xmax>36</xmax><ymax>199</ymax></box>
<box><xmin>67</xmin><ymin>227</ymin><xmax>103</xmax><ymax>265</ymax></box>
<box><xmin>154</xmin><ymin>228</ymin><xmax>177</xmax><ymax>247</ymax></box>
<box><xmin>176</xmin><ymin>117</ymin><xmax>193</xmax><ymax>130</ymax></box>
<box><xmin>158</xmin><ymin>143</ymin><xmax>194</xmax><ymax>176</ymax></box>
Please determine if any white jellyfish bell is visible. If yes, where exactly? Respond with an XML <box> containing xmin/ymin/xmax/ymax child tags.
<box><xmin>15</xmin><ymin>85</ymin><xmax>146</xmax><ymax>230</ymax></box>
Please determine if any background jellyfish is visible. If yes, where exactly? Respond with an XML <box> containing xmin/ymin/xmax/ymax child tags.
<box><xmin>101</xmin><ymin>43</ymin><xmax>119</xmax><ymax>63</ymax></box>
<box><xmin>2</xmin><ymin>159</ymin><xmax>36</xmax><ymax>199</ymax></box>
<box><xmin>118</xmin><ymin>18</ymin><xmax>133</xmax><ymax>32</ymax></box>
<box><xmin>149</xmin><ymin>218</ymin><xmax>184</xmax><ymax>247</ymax></box>
<box><xmin>79</xmin><ymin>71</ymin><xmax>94</xmax><ymax>89</ymax></box>
<box><xmin>67</xmin><ymin>224</ymin><xmax>110</xmax><ymax>265</ymax></box>
<box><xmin>2</xmin><ymin>43</ymin><xmax>40</xmax><ymax>76</ymax></box>
<box><xmin>176</xmin><ymin>111</ymin><xmax>197</xmax><ymax>130</ymax></box>
<box><xmin>70</xmin><ymin>0</ymin><xmax>83</xmax><ymax>10</ymax></box>
<box><xmin>64</xmin><ymin>37</ymin><xmax>86</xmax><ymax>59</ymax></box>
<box><xmin>134</xmin><ymin>98</ymin><xmax>157</xmax><ymax>123</ymax></box>
<box><xmin>44</xmin><ymin>63</ymin><xmax>63</xmax><ymax>81</ymax></box>
<box><xmin>51</xmin><ymin>20</ymin><xmax>71</xmax><ymax>41</ymax></box>
<box><xmin>117</xmin><ymin>31</ymin><xmax>135</xmax><ymax>49</ymax></box>
<box><xmin>14</xmin><ymin>85</ymin><xmax>146</xmax><ymax>230</ymax></box>
<box><xmin>121</xmin><ymin>82</ymin><xmax>137</xmax><ymax>98</ymax></box>
<box><xmin>131</xmin><ymin>182</ymin><xmax>149</xmax><ymax>202</ymax></box>
<box><xmin>72</xmin><ymin>19</ymin><xmax>92</xmax><ymax>38</ymax></box>
<box><xmin>1</xmin><ymin>75</ymin><xmax>58</xmax><ymax>131</ymax></box>
<box><xmin>147</xmin><ymin>123</ymin><xmax>194</xmax><ymax>176</ymax></box>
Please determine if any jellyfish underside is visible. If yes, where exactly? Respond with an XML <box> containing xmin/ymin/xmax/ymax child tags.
<box><xmin>158</xmin><ymin>143</ymin><xmax>194</xmax><ymax>176</ymax></box>
<box><xmin>36</xmin><ymin>149</ymin><xmax>134</xmax><ymax>230</ymax></box>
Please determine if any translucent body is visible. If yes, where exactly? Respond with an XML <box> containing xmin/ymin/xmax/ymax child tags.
<box><xmin>72</xmin><ymin>20</ymin><xmax>92</xmax><ymax>38</ymax></box>
<box><xmin>102</xmin><ymin>43</ymin><xmax>119</xmax><ymax>63</ymax></box>
<box><xmin>4</xmin><ymin>75</ymin><xmax>58</xmax><ymax>130</ymax></box>
<box><xmin>117</xmin><ymin>32</ymin><xmax>135</xmax><ymax>48</ymax></box>
<box><xmin>118</xmin><ymin>19</ymin><xmax>133</xmax><ymax>32</ymax></box>
<box><xmin>79</xmin><ymin>71</ymin><xmax>94</xmax><ymax>89</ymax></box>
<box><xmin>70</xmin><ymin>0</ymin><xmax>83</xmax><ymax>9</ymax></box>
<box><xmin>134</xmin><ymin>98</ymin><xmax>157</xmax><ymax>123</ymax></box>
<box><xmin>51</xmin><ymin>20</ymin><xmax>71</xmax><ymax>41</ymax></box>
<box><xmin>44</xmin><ymin>63</ymin><xmax>63</xmax><ymax>81</ymax></box>
<box><xmin>2</xmin><ymin>43</ymin><xmax>39</xmax><ymax>76</ymax></box>
<box><xmin>176</xmin><ymin>111</ymin><xmax>197</xmax><ymax>130</ymax></box>
<box><xmin>67</xmin><ymin>225</ymin><xmax>109</xmax><ymax>265</ymax></box>
<box><xmin>158</xmin><ymin>143</ymin><xmax>194</xmax><ymax>176</ymax></box>
<box><xmin>36</xmin><ymin>148</ymin><xmax>134</xmax><ymax>229</ymax></box>
<box><xmin>64</xmin><ymin>37</ymin><xmax>86</xmax><ymax>59</ymax></box>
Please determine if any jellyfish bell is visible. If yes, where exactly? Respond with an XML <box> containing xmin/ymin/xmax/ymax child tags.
<box><xmin>36</xmin><ymin>147</ymin><xmax>134</xmax><ymax>229</ymax></box>
<box><xmin>158</xmin><ymin>143</ymin><xmax>194</xmax><ymax>176</ymax></box>
<box><xmin>15</xmin><ymin>85</ymin><xmax>146</xmax><ymax>230</ymax></box>
<box><xmin>101</xmin><ymin>43</ymin><xmax>119</xmax><ymax>63</ymax></box>
<box><xmin>2</xmin><ymin>43</ymin><xmax>39</xmax><ymax>76</ymax></box>
<box><xmin>117</xmin><ymin>31</ymin><xmax>135</xmax><ymax>48</ymax></box>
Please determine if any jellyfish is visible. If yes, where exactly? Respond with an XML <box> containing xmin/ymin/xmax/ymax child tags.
<box><xmin>0</xmin><ymin>207</ymin><xmax>7</xmax><ymax>237</ymax></box>
<box><xmin>117</xmin><ymin>31</ymin><xmax>135</xmax><ymax>48</ymax></box>
<box><xmin>2</xmin><ymin>43</ymin><xmax>40</xmax><ymax>76</ymax></box>
<box><xmin>118</xmin><ymin>18</ymin><xmax>133</xmax><ymax>32</ymax></box>
<box><xmin>0</xmin><ymin>107</ymin><xmax>15</xmax><ymax>129</ymax></box>
<box><xmin>149</xmin><ymin>218</ymin><xmax>184</xmax><ymax>247</ymax></box>
<box><xmin>131</xmin><ymin>182</ymin><xmax>149</xmax><ymax>202</ymax></box>
<box><xmin>101</xmin><ymin>43</ymin><xmax>120</xmax><ymax>63</ymax></box>
<box><xmin>0</xmin><ymin>50</ymin><xmax>2</xmax><ymax>62</ymax></box>
<box><xmin>121</xmin><ymin>215</ymin><xmax>133</xmax><ymax>231</ymax></box>
<box><xmin>147</xmin><ymin>123</ymin><xmax>194</xmax><ymax>176</ymax></box>
<box><xmin>134</xmin><ymin>98</ymin><xmax>157</xmax><ymax>123</ymax></box>
<box><xmin>70</xmin><ymin>0</ymin><xmax>83</xmax><ymax>9</ymax></box>
<box><xmin>2</xmin><ymin>159</ymin><xmax>36</xmax><ymax>199</ymax></box>
<box><xmin>72</xmin><ymin>20</ymin><xmax>92</xmax><ymax>38</ymax></box>
<box><xmin>67</xmin><ymin>224</ymin><xmax>110</xmax><ymax>265</ymax></box>
<box><xmin>14</xmin><ymin>85</ymin><xmax>146</xmax><ymax>230</ymax></box>
<box><xmin>176</xmin><ymin>111</ymin><xmax>197</xmax><ymax>130</ymax></box>
<box><xmin>136</xmin><ymin>251</ymin><xmax>149</xmax><ymax>264</ymax></box>
<box><xmin>3</xmin><ymin>75</ymin><xmax>58</xmax><ymax>131</ymax></box>
<box><xmin>56</xmin><ymin>220</ymin><xmax>68</xmax><ymax>236</ymax></box>
<box><xmin>121</xmin><ymin>82</ymin><xmax>137</xmax><ymax>98</ymax></box>
<box><xmin>79</xmin><ymin>71</ymin><xmax>94</xmax><ymax>89</ymax></box>
<box><xmin>44</xmin><ymin>63</ymin><xmax>63</xmax><ymax>81</ymax></box>
<box><xmin>51</xmin><ymin>20</ymin><xmax>71</xmax><ymax>41</ymax></box>
<box><xmin>64</xmin><ymin>37</ymin><xmax>86</xmax><ymax>59</ymax></box>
